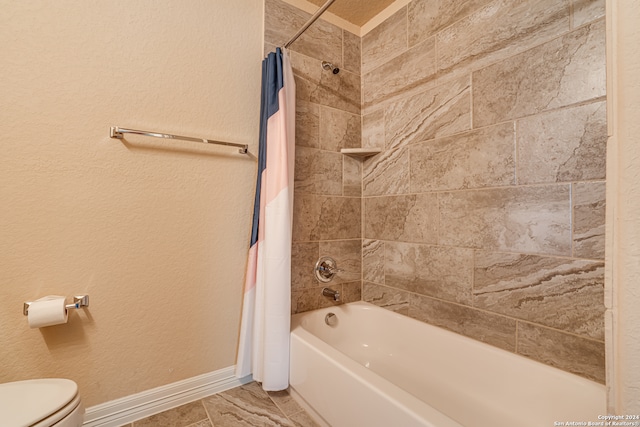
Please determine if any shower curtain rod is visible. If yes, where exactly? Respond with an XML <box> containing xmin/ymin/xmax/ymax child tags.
<box><xmin>283</xmin><ymin>0</ymin><xmax>336</xmax><ymax>48</ymax></box>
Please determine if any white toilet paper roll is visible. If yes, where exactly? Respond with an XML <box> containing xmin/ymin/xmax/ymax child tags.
<box><xmin>28</xmin><ymin>296</ymin><xmax>68</xmax><ymax>328</ymax></box>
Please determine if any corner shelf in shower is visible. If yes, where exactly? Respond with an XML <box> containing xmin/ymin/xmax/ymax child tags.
<box><xmin>340</xmin><ymin>148</ymin><xmax>382</xmax><ymax>158</ymax></box>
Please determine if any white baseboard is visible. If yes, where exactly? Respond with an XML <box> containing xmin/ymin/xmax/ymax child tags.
<box><xmin>83</xmin><ymin>367</ymin><xmax>253</xmax><ymax>427</ymax></box>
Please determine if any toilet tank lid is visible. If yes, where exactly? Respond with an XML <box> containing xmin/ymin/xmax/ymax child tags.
<box><xmin>0</xmin><ymin>378</ymin><xmax>78</xmax><ymax>426</ymax></box>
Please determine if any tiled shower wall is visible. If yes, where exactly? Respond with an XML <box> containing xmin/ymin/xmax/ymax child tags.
<box><xmin>360</xmin><ymin>0</ymin><xmax>607</xmax><ymax>383</ymax></box>
<box><xmin>264</xmin><ymin>0</ymin><xmax>364</xmax><ymax>312</ymax></box>
<box><xmin>265</xmin><ymin>0</ymin><xmax>607</xmax><ymax>383</ymax></box>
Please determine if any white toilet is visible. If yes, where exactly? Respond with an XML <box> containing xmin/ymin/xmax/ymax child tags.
<box><xmin>0</xmin><ymin>379</ymin><xmax>84</xmax><ymax>427</ymax></box>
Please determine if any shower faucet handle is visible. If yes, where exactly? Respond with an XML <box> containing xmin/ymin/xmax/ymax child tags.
<box><xmin>314</xmin><ymin>256</ymin><xmax>342</xmax><ymax>283</ymax></box>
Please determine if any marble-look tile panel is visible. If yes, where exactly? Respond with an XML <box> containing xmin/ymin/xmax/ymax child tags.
<box><xmin>408</xmin><ymin>0</ymin><xmax>494</xmax><ymax>47</ymax></box>
<box><xmin>267</xmin><ymin>389</ymin><xmax>303</xmax><ymax>416</ymax></box>
<box><xmin>473</xmin><ymin>19</ymin><xmax>606</xmax><ymax>127</ymax></box>
<box><xmin>517</xmin><ymin>322</ymin><xmax>605</xmax><ymax>383</ymax></box>
<box><xmin>409</xmin><ymin>294</ymin><xmax>517</xmax><ymax>351</ymax></box>
<box><xmin>385</xmin><ymin>76</ymin><xmax>471</xmax><ymax>150</ymax></box>
<box><xmin>363</xmin><ymin>37</ymin><xmax>437</xmax><ymax>113</ymax></box>
<box><xmin>439</xmin><ymin>185</ymin><xmax>572</xmax><ymax>255</ymax></box>
<box><xmin>267</xmin><ymin>389</ymin><xmax>304</xmax><ymax>416</ymax></box>
<box><xmin>264</xmin><ymin>0</ymin><xmax>342</xmax><ymax>66</ymax></box>
<box><xmin>291</xmin><ymin>242</ymin><xmax>319</xmax><ymax>290</ymax></box>
<box><xmin>362</xmin><ymin>147</ymin><xmax>410</xmax><ymax>196</ymax></box>
<box><xmin>342</xmin><ymin>281</ymin><xmax>363</xmax><ymax>303</ymax></box>
<box><xmin>291</xmin><ymin>51</ymin><xmax>361</xmax><ymax>115</ymax></box>
<box><xmin>319</xmin><ymin>106</ymin><xmax>361</xmax><ymax>151</ymax></box>
<box><xmin>203</xmin><ymin>382</ymin><xmax>295</xmax><ymax>427</ymax></box>
<box><xmin>133</xmin><ymin>401</ymin><xmax>208</xmax><ymax>427</ymax></box>
<box><xmin>474</xmin><ymin>251</ymin><xmax>605</xmax><ymax>339</ymax></box>
<box><xmin>572</xmin><ymin>0</ymin><xmax>605</xmax><ymax>28</ymax></box>
<box><xmin>363</xmin><ymin>282</ymin><xmax>410</xmax><ymax>315</ymax></box>
<box><xmin>516</xmin><ymin>101</ymin><xmax>607</xmax><ymax>184</ymax></box>
<box><xmin>343</xmin><ymin>155</ymin><xmax>362</xmax><ymax>197</ymax></box>
<box><xmin>385</xmin><ymin>242</ymin><xmax>474</xmax><ymax>304</ymax></box>
<box><xmin>573</xmin><ymin>181</ymin><xmax>606</xmax><ymax>260</ymax></box>
<box><xmin>343</xmin><ymin>30</ymin><xmax>361</xmax><ymax>75</ymax></box>
<box><xmin>295</xmin><ymin>100</ymin><xmax>319</xmax><ymax>149</ymax></box>
<box><xmin>264</xmin><ymin>42</ymin><xmax>277</xmax><ymax>58</ymax></box>
<box><xmin>294</xmin><ymin>146</ymin><xmax>342</xmax><ymax>195</ymax></box>
<box><xmin>364</xmin><ymin>194</ymin><xmax>439</xmax><ymax>243</ymax></box>
<box><xmin>363</xmin><ymin>239</ymin><xmax>385</xmax><ymax>284</ymax></box>
<box><xmin>293</xmin><ymin>194</ymin><xmax>361</xmax><ymax>241</ymax></box>
<box><xmin>319</xmin><ymin>240</ymin><xmax>362</xmax><ymax>284</ymax></box>
<box><xmin>362</xmin><ymin>7</ymin><xmax>407</xmax><ymax>75</ymax></box>
<box><xmin>291</xmin><ymin>284</ymin><xmax>342</xmax><ymax>314</ymax></box>
<box><xmin>362</xmin><ymin>109</ymin><xmax>385</xmax><ymax>149</ymax></box>
<box><xmin>410</xmin><ymin>122</ymin><xmax>515</xmax><ymax>192</ymax></box>
<box><xmin>437</xmin><ymin>0</ymin><xmax>569</xmax><ymax>78</ymax></box>
<box><xmin>289</xmin><ymin>411</ymin><xmax>321</xmax><ymax>427</ymax></box>
<box><xmin>187</xmin><ymin>421</ymin><xmax>212</xmax><ymax>427</ymax></box>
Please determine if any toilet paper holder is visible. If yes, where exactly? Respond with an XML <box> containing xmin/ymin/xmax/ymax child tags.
<box><xmin>23</xmin><ymin>295</ymin><xmax>90</xmax><ymax>316</ymax></box>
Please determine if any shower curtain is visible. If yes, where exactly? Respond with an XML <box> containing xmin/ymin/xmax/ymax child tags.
<box><xmin>235</xmin><ymin>47</ymin><xmax>295</xmax><ymax>391</ymax></box>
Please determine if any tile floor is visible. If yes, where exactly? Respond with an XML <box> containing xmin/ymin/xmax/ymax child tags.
<box><xmin>121</xmin><ymin>382</ymin><xmax>320</xmax><ymax>427</ymax></box>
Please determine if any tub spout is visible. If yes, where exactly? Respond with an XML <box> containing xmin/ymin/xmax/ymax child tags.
<box><xmin>322</xmin><ymin>287</ymin><xmax>340</xmax><ymax>301</ymax></box>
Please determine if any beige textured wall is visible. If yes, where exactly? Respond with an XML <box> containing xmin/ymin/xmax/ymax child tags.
<box><xmin>0</xmin><ymin>0</ymin><xmax>262</xmax><ymax>407</ymax></box>
<box><xmin>360</xmin><ymin>0</ymin><xmax>608</xmax><ymax>383</ymax></box>
<box><xmin>606</xmin><ymin>0</ymin><xmax>640</xmax><ymax>412</ymax></box>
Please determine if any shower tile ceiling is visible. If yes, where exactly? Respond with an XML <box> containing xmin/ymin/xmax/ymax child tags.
<box><xmin>305</xmin><ymin>0</ymin><xmax>398</xmax><ymax>26</ymax></box>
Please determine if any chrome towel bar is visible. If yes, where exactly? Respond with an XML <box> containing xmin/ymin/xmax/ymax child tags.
<box><xmin>110</xmin><ymin>126</ymin><xmax>249</xmax><ymax>154</ymax></box>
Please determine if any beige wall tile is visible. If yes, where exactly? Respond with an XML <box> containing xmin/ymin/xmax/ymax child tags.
<box><xmin>291</xmin><ymin>242</ymin><xmax>319</xmax><ymax>290</ymax></box>
<box><xmin>385</xmin><ymin>242</ymin><xmax>474</xmax><ymax>304</ymax></box>
<box><xmin>408</xmin><ymin>0</ymin><xmax>494</xmax><ymax>47</ymax></box>
<box><xmin>294</xmin><ymin>146</ymin><xmax>343</xmax><ymax>195</ymax></box>
<box><xmin>295</xmin><ymin>100</ymin><xmax>319</xmax><ymax>149</ymax></box>
<box><xmin>363</xmin><ymin>282</ymin><xmax>410</xmax><ymax>314</ymax></box>
<box><xmin>516</xmin><ymin>101</ymin><xmax>607</xmax><ymax>184</ymax></box>
<box><xmin>319</xmin><ymin>240</ymin><xmax>362</xmax><ymax>284</ymax></box>
<box><xmin>517</xmin><ymin>322</ymin><xmax>605</xmax><ymax>383</ymax></box>
<box><xmin>572</xmin><ymin>0</ymin><xmax>605</xmax><ymax>28</ymax></box>
<box><xmin>409</xmin><ymin>294</ymin><xmax>517</xmax><ymax>351</ymax></box>
<box><xmin>265</xmin><ymin>0</ymin><xmax>342</xmax><ymax>66</ymax></box>
<box><xmin>363</xmin><ymin>37</ymin><xmax>436</xmax><ymax>112</ymax></box>
<box><xmin>319</xmin><ymin>106</ymin><xmax>361</xmax><ymax>151</ymax></box>
<box><xmin>343</xmin><ymin>30</ymin><xmax>361</xmax><ymax>75</ymax></box>
<box><xmin>473</xmin><ymin>19</ymin><xmax>606</xmax><ymax>127</ymax></box>
<box><xmin>410</xmin><ymin>122</ymin><xmax>515</xmax><ymax>192</ymax></box>
<box><xmin>362</xmin><ymin>148</ymin><xmax>410</xmax><ymax>196</ymax></box>
<box><xmin>385</xmin><ymin>76</ymin><xmax>471</xmax><ymax>150</ymax></box>
<box><xmin>439</xmin><ymin>185</ymin><xmax>572</xmax><ymax>255</ymax></box>
<box><xmin>437</xmin><ymin>0</ymin><xmax>569</xmax><ymax>78</ymax></box>
<box><xmin>362</xmin><ymin>109</ymin><xmax>385</xmax><ymax>149</ymax></box>
<box><xmin>474</xmin><ymin>251</ymin><xmax>605</xmax><ymax>340</ymax></box>
<box><xmin>292</xmin><ymin>51</ymin><xmax>361</xmax><ymax>115</ymax></box>
<box><xmin>343</xmin><ymin>155</ymin><xmax>362</xmax><ymax>197</ymax></box>
<box><xmin>363</xmin><ymin>239</ymin><xmax>385</xmax><ymax>284</ymax></box>
<box><xmin>291</xmin><ymin>284</ymin><xmax>342</xmax><ymax>314</ymax></box>
<box><xmin>342</xmin><ymin>281</ymin><xmax>363</xmax><ymax>303</ymax></box>
<box><xmin>364</xmin><ymin>194</ymin><xmax>439</xmax><ymax>243</ymax></box>
<box><xmin>573</xmin><ymin>181</ymin><xmax>606</xmax><ymax>259</ymax></box>
<box><xmin>362</xmin><ymin>7</ymin><xmax>407</xmax><ymax>74</ymax></box>
<box><xmin>293</xmin><ymin>194</ymin><xmax>361</xmax><ymax>241</ymax></box>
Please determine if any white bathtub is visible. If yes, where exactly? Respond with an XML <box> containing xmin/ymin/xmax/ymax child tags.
<box><xmin>289</xmin><ymin>301</ymin><xmax>605</xmax><ymax>427</ymax></box>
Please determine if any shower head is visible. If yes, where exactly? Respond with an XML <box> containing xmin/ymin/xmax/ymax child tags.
<box><xmin>321</xmin><ymin>61</ymin><xmax>340</xmax><ymax>74</ymax></box>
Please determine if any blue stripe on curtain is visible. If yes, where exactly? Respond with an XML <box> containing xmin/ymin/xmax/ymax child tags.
<box><xmin>250</xmin><ymin>48</ymin><xmax>285</xmax><ymax>246</ymax></box>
